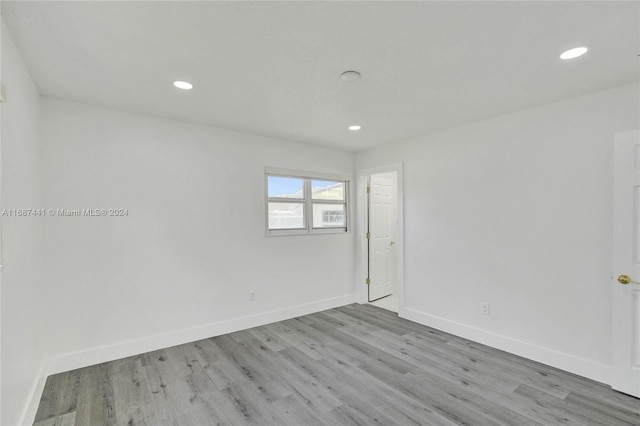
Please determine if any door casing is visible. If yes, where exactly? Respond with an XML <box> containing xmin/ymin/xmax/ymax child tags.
<box><xmin>356</xmin><ymin>163</ymin><xmax>404</xmax><ymax>311</ymax></box>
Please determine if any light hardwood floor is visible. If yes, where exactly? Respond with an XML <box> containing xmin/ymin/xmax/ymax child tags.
<box><xmin>34</xmin><ymin>304</ymin><xmax>639</xmax><ymax>425</ymax></box>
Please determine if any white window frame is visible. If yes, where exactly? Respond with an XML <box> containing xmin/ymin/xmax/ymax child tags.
<box><xmin>265</xmin><ymin>167</ymin><xmax>350</xmax><ymax>236</ymax></box>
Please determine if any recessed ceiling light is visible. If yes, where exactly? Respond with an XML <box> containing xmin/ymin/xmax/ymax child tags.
<box><xmin>560</xmin><ymin>46</ymin><xmax>589</xmax><ymax>60</ymax></box>
<box><xmin>341</xmin><ymin>71</ymin><xmax>361</xmax><ymax>82</ymax></box>
<box><xmin>173</xmin><ymin>80</ymin><xmax>193</xmax><ymax>90</ymax></box>
<box><xmin>349</xmin><ymin>125</ymin><xmax>361</xmax><ymax>131</ymax></box>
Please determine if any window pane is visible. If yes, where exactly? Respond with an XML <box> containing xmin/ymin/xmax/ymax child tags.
<box><xmin>268</xmin><ymin>176</ymin><xmax>304</xmax><ymax>199</ymax></box>
<box><xmin>268</xmin><ymin>202</ymin><xmax>305</xmax><ymax>229</ymax></box>
<box><xmin>311</xmin><ymin>180</ymin><xmax>345</xmax><ymax>201</ymax></box>
<box><xmin>312</xmin><ymin>203</ymin><xmax>346</xmax><ymax>228</ymax></box>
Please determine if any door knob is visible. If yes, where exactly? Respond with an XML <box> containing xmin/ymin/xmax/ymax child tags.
<box><xmin>390</xmin><ymin>240</ymin><xmax>396</xmax><ymax>246</ymax></box>
<box><xmin>618</xmin><ymin>275</ymin><xmax>639</xmax><ymax>285</ymax></box>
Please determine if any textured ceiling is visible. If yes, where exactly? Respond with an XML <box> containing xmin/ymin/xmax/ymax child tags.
<box><xmin>2</xmin><ymin>1</ymin><xmax>638</xmax><ymax>150</ymax></box>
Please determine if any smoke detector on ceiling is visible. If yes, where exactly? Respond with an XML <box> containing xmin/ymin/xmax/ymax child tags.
<box><xmin>340</xmin><ymin>71</ymin><xmax>361</xmax><ymax>82</ymax></box>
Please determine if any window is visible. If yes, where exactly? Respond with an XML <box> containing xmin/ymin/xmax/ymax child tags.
<box><xmin>266</xmin><ymin>169</ymin><xmax>349</xmax><ymax>235</ymax></box>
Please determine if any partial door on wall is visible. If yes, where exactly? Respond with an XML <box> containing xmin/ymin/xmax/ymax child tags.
<box><xmin>612</xmin><ymin>129</ymin><xmax>640</xmax><ymax>398</ymax></box>
<box><xmin>367</xmin><ymin>172</ymin><xmax>397</xmax><ymax>302</ymax></box>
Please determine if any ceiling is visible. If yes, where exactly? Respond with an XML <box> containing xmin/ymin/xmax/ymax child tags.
<box><xmin>2</xmin><ymin>1</ymin><xmax>638</xmax><ymax>151</ymax></box>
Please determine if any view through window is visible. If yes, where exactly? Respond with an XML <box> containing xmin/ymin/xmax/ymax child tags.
<box><xmin>267</xmin><ymin>173</ymin><xmax>348</xmax><ymax>234</ymax></box>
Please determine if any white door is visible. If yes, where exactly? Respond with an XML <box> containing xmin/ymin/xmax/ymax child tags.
<box><xmin>368</xmin><ymin>173</ymin><xmax>397</xmax><ymax>301</ymax></box>
<box><xmin>612</xmin><ymin>130</ymin><xmax>640</xmax><ymax>397</ymax></box>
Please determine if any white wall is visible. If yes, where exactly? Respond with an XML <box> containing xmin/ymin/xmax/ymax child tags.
<box><xmin>39</xmin><ymin>98</ymin><xmax>355</xmax><ymax>369</ymax></box>
<box><xmin>0</xmin><ymin>19</ymin><xmax>45</xmax><ymax>426</ymax></box>
<box><xmin>356</xmin><ymin>83</ymin><xmax>639</xmax><ymax>382</ymax></box>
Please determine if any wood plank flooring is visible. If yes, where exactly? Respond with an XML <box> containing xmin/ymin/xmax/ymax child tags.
<box><xmin>34</xmin><ymin>304</ymin><xmax>640</xmax><ymax>426</ymax></box>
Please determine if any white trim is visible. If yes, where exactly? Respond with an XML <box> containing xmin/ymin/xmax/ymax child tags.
<box><xmin>20</xmin><ymin>293</ymin><xmax>356</xmax><ymax>426</ymax></box>
<box><xmin>17</xmin><ymin>363</ymin><xmax>47</xmax><ymax>426</ymax></box>
<box><xmin>356</xmin><ymin>163</ymin><xmax>405</xmax><ymax>309</ymax></box>
<box><xmin>401</xmin><ymin>307</ymin><xmax>611</xmax><ymax>385</ymax></box>
<box><xmin>266</xmin><ymin>227</ymin><xmax>350</xmax><ymax>237</ymax></box>
<box><xmin>264</xmin><ymin>167</ymin><xmax>350</xmax><ymax>182</ymax></box>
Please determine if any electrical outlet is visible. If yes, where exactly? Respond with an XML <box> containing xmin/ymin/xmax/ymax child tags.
<box><xmin>482</xmin><ymin>303</ymin><xmax>490</xmax><ymax>315</ymax></box>
<box><xmin>250</xmin><ymin>291</ymin><xmax>255</xmax><ymax>302</ymax></box>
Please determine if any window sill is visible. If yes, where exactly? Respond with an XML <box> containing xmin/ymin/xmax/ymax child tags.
<box><xmin>266</xmin><ymin>228</ymin><xmax>348</xmax><ymax>237</ymax></box>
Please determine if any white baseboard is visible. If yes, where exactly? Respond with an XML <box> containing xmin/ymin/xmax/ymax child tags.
<box><xmin>20</xmin><ymin>293</ymin><xmax>355</xmax><ymax>426</ymax></box>
<box><xmin>400</xmin><ymin>307</ymin><xmax>611</xmax><ymax>385</ymax></box>
<box><xmin>16</xmin><ymin>363</ymin><xmax>48</xmax><ymax>426</ymax></box>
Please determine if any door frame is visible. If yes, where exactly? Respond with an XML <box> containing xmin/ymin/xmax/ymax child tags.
<box><xmin>356</xmin><ymin>163</ymin><xmax>404</xmax><ymax>312</ymax></box>
<box><xmin>611</xmin><ymin>129</ymin><xmax>640</xmax><ymax>397</ymax></box>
